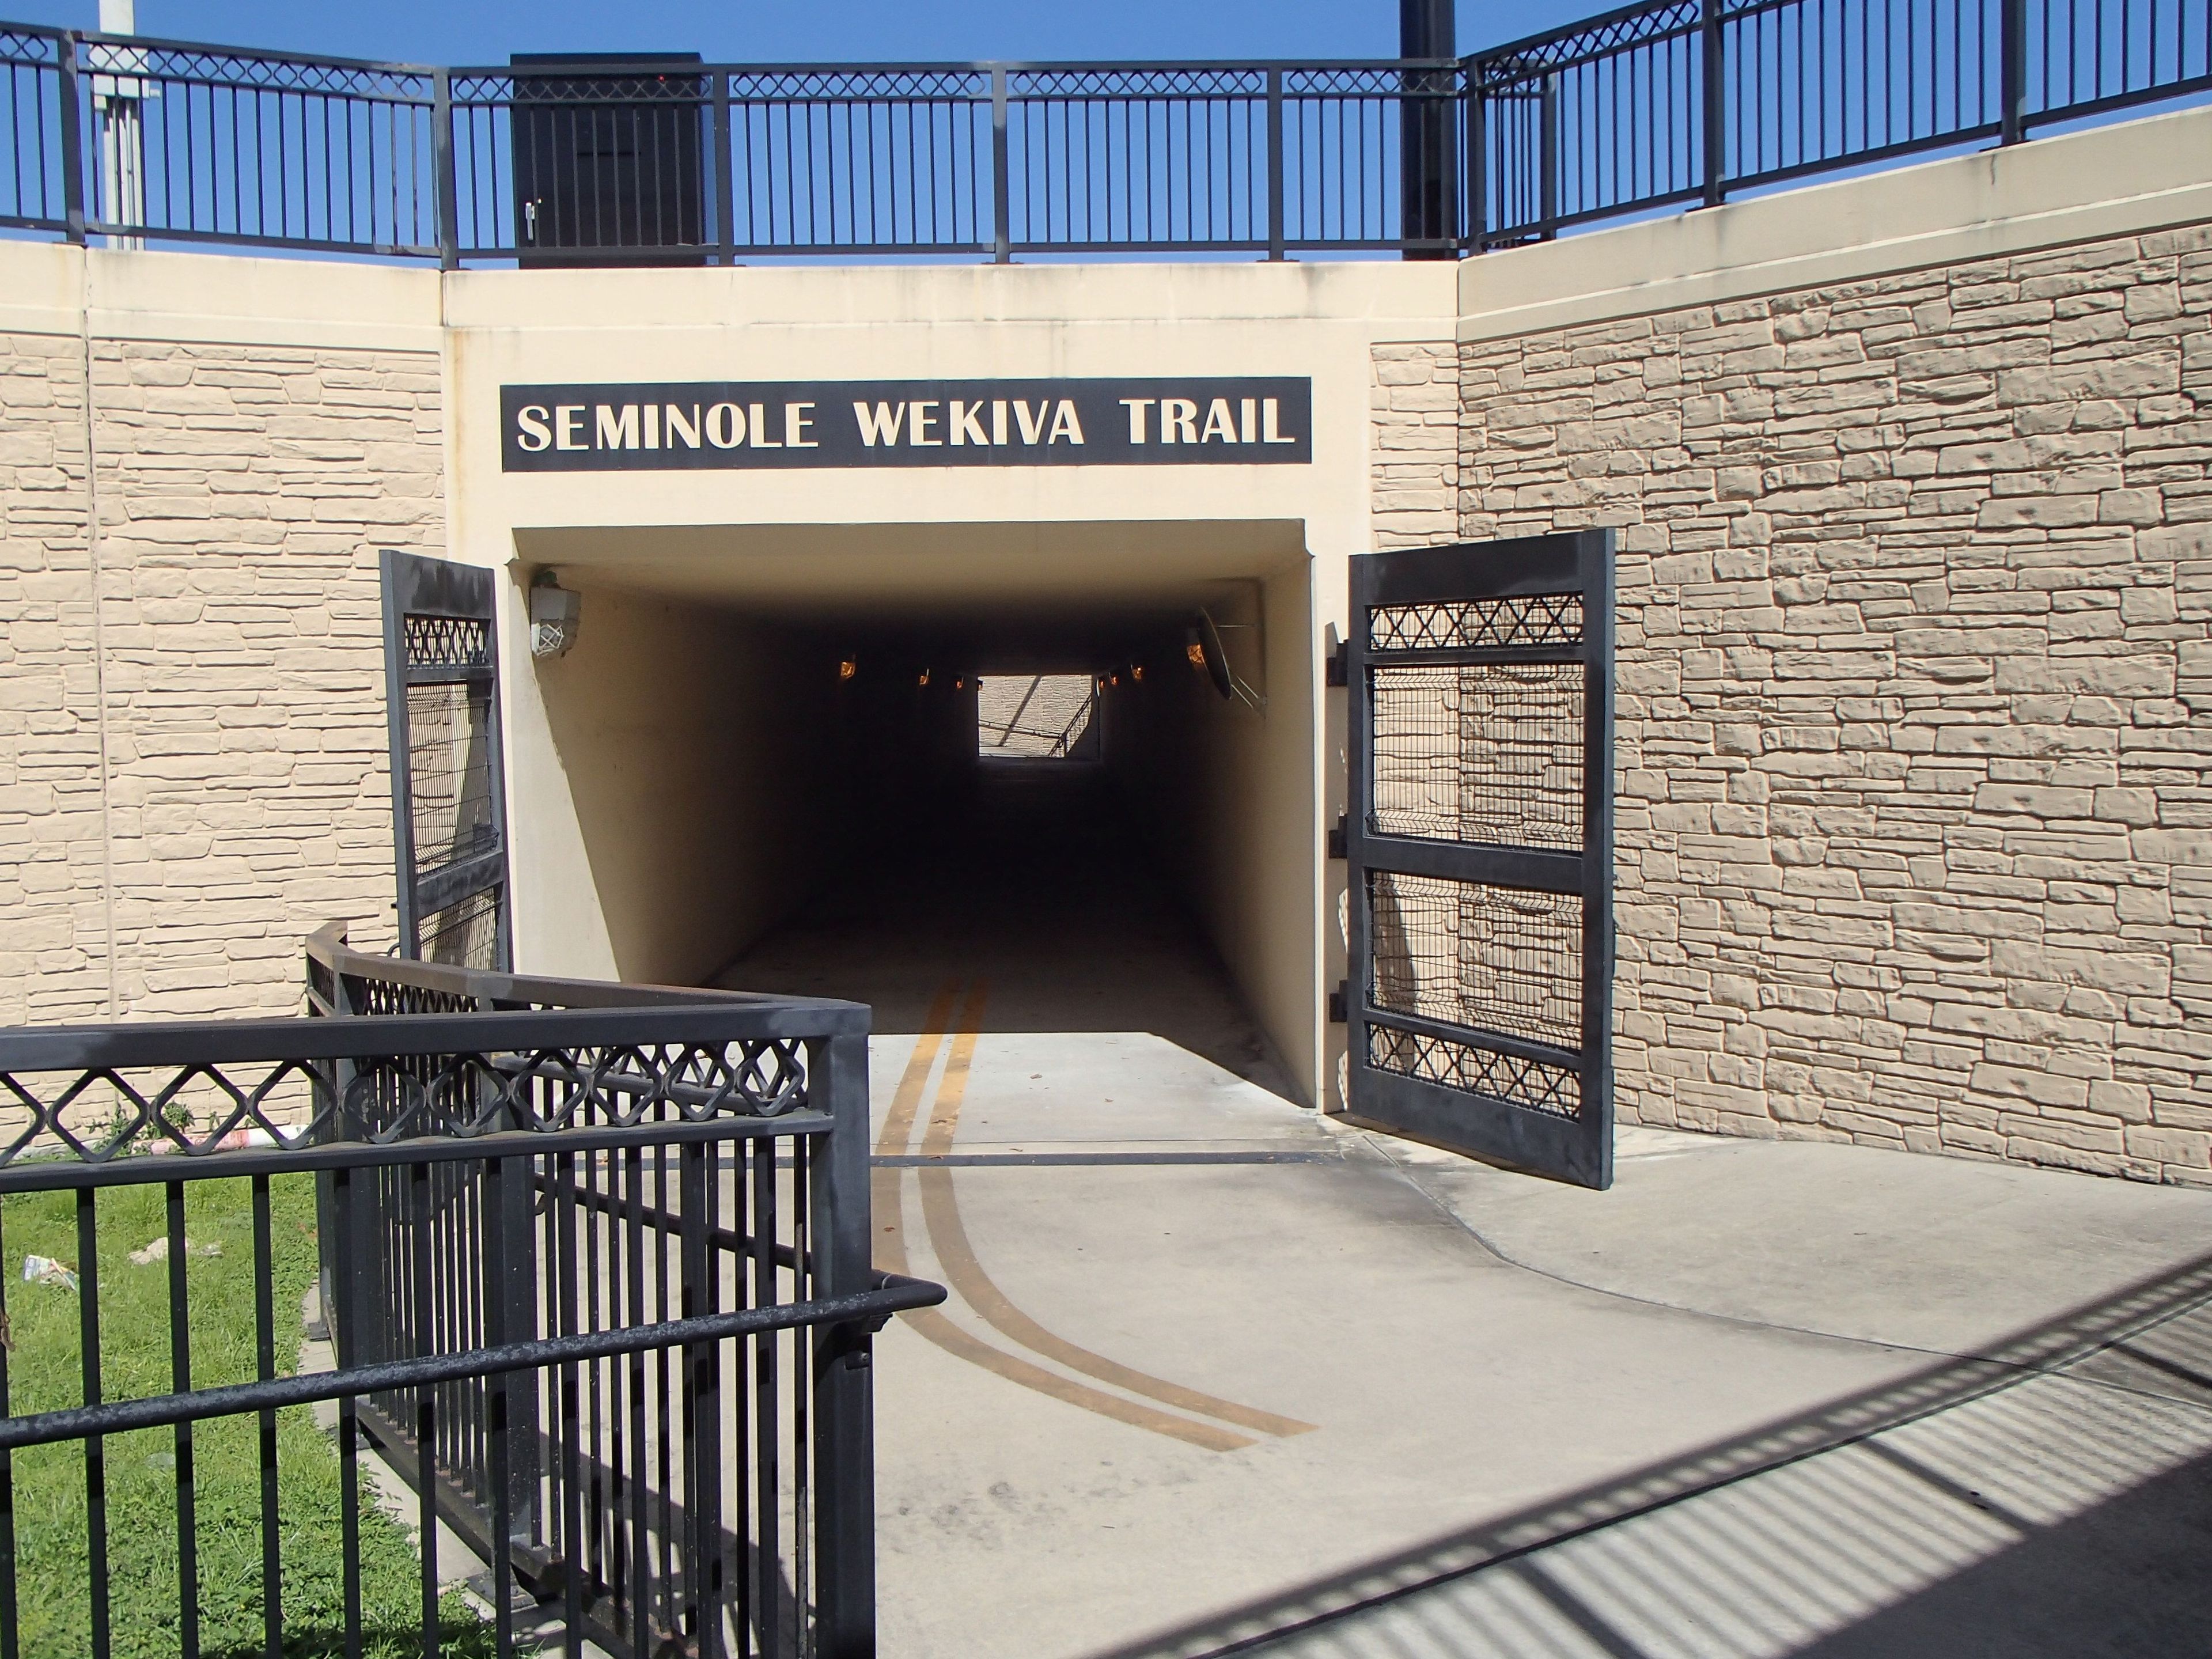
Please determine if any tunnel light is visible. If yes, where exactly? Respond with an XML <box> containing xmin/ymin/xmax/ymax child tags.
<box><xmin>918</xmin><ymin>669</ymin><xmax>931</xmax><ymax>687</ymax></box>
<box><xmin>837</xmin><ymin>657</ymin><xmax>857</xmax><ymax>681</ymax></box>
<box><xmin>528</xmin><ymin>573</ymin><xmax>580</xmax><ymax>658</ymax></box>
<box><xmin>1131</xmin><ymin>664</ymin><xmax>1144</xmax><ymax>683</ymax></box>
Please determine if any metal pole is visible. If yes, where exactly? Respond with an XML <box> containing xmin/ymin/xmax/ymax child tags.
<box><xmin>1999</xmin><ymin>0</ymin><xmax>2026</xmax><ymax>143</ymax></box>
<box><xmin>1540</xmin><ymin>74</ymin><xmax>1559</xmax><ymax>239</ymax></box>
<box><xmin>433</xmin><ymin>68</ymin><xmax>459</xmax><ymax>269</ymax></box>
<box><xmin>1465</xmin><ymin>58</ymin><xmax>1487</xmax><ymax>252</ymax></box>
<box><xmin>1398</xmin><ymin>0</ymin><xmax>1454</xmax><ymax>257</ymax></box>
<box><xmin>990</xmin><ymin>67</ymin><xmax>1012</xmax><ymax>263</ymax></box>
<box><xmin>1700</xmin><ymin>0</ymin><xmax>1725</xmax><ymax>207</ymax></box>
<box><xmin>713</xmin><ymin>70</ymin><xmax>736</xmax><ymax>263</ymax></box>
<box><xmin>809</xmin><ymin>1032</ymin><xmax>877</xmax><ymax>1659</ymax></box>
<box><xmin>58</xmin><ymin>33</ymin><xmax>86</xmax><ymax>245</ymax></box>
<box><xmin>1264</xmin><ymin>67</ymin><xmax>1285</xmax><ymax>260</ymax></box>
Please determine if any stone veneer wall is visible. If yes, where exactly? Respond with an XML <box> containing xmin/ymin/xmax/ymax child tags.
<box><xmin>1448</xmin><ymin>224</ymin><xmax>2212</xmax><ymax>1183</ymax></box>
<box><xmin>0</xmin><ymin>332</ymin><xmax>442</xmax><ymax>1026</ymax></box>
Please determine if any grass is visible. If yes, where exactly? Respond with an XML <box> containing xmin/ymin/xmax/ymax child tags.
<box><xmin>1</xmin><ymin>1172</ymin><xmax>507</xmax><ymax>1657</ymax></box>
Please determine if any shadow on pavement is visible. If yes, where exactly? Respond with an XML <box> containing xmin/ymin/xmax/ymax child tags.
<box><xmin>1085</xmin><ymin>1249</ymin><xmax>2212</xmax><ymax>1659</ymax></box>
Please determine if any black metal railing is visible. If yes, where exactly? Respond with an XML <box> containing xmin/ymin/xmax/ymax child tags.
<box><xmin>1</xmin><ymin>1</ymin><xmax>2207</xmax><ymax>264</ymax></box>
<box><xmin>0</xmin><ymin>925</ymin><xmax>940</xmax><ymax>1659</ymax></box>
<box><xmin>1471</xmin><ymin>0</ymin><xmax>2212</xmax><ymax>244</ymax></box>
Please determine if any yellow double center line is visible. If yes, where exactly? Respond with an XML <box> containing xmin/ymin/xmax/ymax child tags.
<box><xmin>873</xmin><ymin>981</ymin><xmax>1315</xmax><ymax>1452</ymax></box>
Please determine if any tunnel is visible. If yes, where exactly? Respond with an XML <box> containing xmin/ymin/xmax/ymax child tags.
<box><xmin>501</xmin><ymin>521</ymin><xmax>1322</xmax><ymax>1106</ymax></box>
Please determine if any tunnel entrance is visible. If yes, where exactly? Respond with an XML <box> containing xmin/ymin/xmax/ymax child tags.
<box><xmin>506</xmin><ymin>521</ymin><xmax>1320</xmax><ymax>1107</ymax></box>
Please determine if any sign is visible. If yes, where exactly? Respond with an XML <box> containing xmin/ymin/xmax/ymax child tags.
<box><xmin>500</xmin><ymin>377</ymin><xmax>1312</xmax><ymax>471</ymax></box>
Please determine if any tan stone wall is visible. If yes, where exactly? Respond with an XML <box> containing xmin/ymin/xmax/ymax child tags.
<box><xmin>1455</xmin><ymin>224</ymin><xmax>2212</xmax><ymax>1183</ymax></box>
<box><xmin>0</xmin><ymin>331</ymin><xmax>107</xmax><ymax>1025</ymax></box>
<box><xmin>1371</xmin><ymin>343</ymin><xmax>1460</xmax><ymax>550</ymax></box>
<box><xmin>1</xmin><ymin>331</ymin><xmax>443</xmax><ymax>1025</ymax></box>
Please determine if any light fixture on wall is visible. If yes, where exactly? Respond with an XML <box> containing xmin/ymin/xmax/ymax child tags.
<box><xmin>1188</xmin><ymin>608</ymin><xmax>1263</xmax><ymax>709</ymax></box>
<box><xmin>838</xmin><ymin>656</ymin><xmax>857</xmax><ymax>681</ymax></box>
<box><xmin>529</xmin><ymin>570</ymin><xmax>581</xmax><ymax>658</ymax></box>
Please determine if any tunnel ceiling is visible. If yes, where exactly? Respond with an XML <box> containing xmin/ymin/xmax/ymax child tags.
<box><xmin>510</xmin><ymin>520</ymin><xmax>1306</xmax><ymax>629</ymax></box>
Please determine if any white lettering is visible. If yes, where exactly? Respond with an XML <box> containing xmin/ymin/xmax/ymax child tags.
<box><xmin>665</xmin><ymin>404</ymin><xmax>702</xmax><ymax>448</ymax></box>
<box><xmin>706</xmin><ymin>402</ymin><xmax>747</xmax><ymax>448</ymax></box>
<box><xmin>1199</xmin><ymin>398</ymin><xmax>1236</xmax><ymax>444</ymax></box>
<box><xmin>992</xmin><ymin>400</ymin><xmax>1009</xmax><ymax>445</ymax></box>
<box><xmin>1047</xmin><ymin>400</ymin><xmax>1085</xmax><ymax>445</ymax></box>
<box><xmin>1240</xmin><ymin>398</ymin><xmax>1257</xmax><ymax>444</ymax></box>
<box><xmin>855</xmin><ymin>402</ymin><xmax>906</xmax><ymax>446</ymax></box>
<box><xmin>644</xmin><ymin>404</ymin><xmax>660</xmax><ymax>449</ymax></box>
<box><xmin>1012</xmin><ymin>400</ymin><xmax>1049</xmax><ymax>444</ymax></box>
<box><xmin>1119</xmin><ymin>398</ymin><xmax>1153</xmax><ymax>443</ymax></box>
<box><xmin>555</xmin><ymin>405</ymin><xmax>586</xmax><ymax>450</ymax></box>
<box><xmin>1161</xmin><ymin>398</ymin><xmax>1198</xmax><ymax>444</ymax></box>
<box><xmin>1262</xmin><ymin>397</ymin><xmax>1296</xmax><ymax>444</ymax></box>
<box><xmin>950</xmin><ymin>400</ymin><xmax>988</xmax><ymax>446</ymax></box>
<box><xmin>516</xmin><ymin>405</ymin><xmax>552</xmax><ymax>452</ymax></box>
<box><xmin>595</xmin><ymin>404</ymin><xmax>639</xmax><ymax>450</ymax></box>
<box><xmin>785</xmin><ymin>402</ymin><xmax>817</xmax><ymax>448</ymax></box>
<box><xmin>749</xmin><ymin>403</ymin><xmax>781</xmax><ymax>449</ymax></box>
<box><xmin>910</xmin><ymin>400</ymin><xmax>942</xmax><ymax>446</ymax></box>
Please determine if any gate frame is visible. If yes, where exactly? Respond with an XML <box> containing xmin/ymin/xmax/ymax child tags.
<box><xmin>1342</xmin><ymin>528</ymin><xmax>1615</xmax><ymax>1189</ymax></box>
<box><xmin>380</xmin><ymin>548</ymin><xmax>513</xmax><ymax>969</ymax></box>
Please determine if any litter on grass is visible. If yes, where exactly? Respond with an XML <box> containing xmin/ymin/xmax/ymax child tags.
<box><xmin>22</xmin><ymin>1255</ymin><xmax>77</xmax><ymax>1291</ymax></box>
<box><xmin>128</xmin><ymin>1237</ymin><xmax>224</xmax><ymax>1266</ymax></box>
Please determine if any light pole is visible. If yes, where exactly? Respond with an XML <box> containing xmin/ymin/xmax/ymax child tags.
<box><xmin>91</xmin><ymin>0</ymin><xmax>146</xmax><ymax>249</ymax></box>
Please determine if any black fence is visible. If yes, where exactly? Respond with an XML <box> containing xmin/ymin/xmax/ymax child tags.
<box><xmin>0</xmin><ymin>924</ymin><xmax>939</xmax><ymax>1659</ymax></box>
<box><xmin>2</xmin><ymin>0</ymin><xmax>2205</xmax><ymax>265</ymax></box>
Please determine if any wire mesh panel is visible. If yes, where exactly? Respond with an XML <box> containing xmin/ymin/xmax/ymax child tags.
<box><xmin>1344</xmin><ymin>531</ymin><xmax>1614</xmax><ymax>1189</ymax></box>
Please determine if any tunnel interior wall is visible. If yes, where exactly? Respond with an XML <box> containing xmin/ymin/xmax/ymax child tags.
<box><xmin>1105</xmin><ymin>566</ymin><xmax>1317</xmax><ymax>1102</ymax></box>
<box><xmin>511</xmin><ymin>585</ymin><xmax>834</xmax><ymax>986</ymax></box>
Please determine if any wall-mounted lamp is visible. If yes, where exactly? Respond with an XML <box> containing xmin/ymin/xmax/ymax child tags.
<box><xmin>918</xmin><ymin>668</ymin><xmax>931</xmax><ymax>688</ymax></box>
<box><xmin>838</xmin><ymin>657</ymin><xmax>857</xmax><ymax>681</ymax></box>
<box><xmin>529</xmin><ymin>571</ymin><xmax>581</xmax><ymax>658</ymax></box>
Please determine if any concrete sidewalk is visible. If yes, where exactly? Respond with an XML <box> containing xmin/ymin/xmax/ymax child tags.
<box><xmin>724</xmin><ymin>769</ymin><xmax>2212</xmax><ymax>1657</ymax></box>
<box><xmin>864</xmin><ymin>1035</ymin><xmax>2212</xmax><ymax>1659</ymax></box>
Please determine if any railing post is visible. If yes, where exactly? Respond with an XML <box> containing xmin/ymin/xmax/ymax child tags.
<box><xmin>1265</xmin><ymin>67</ymin><xmax>1285</xmax><ymax>261</ymax></box>
<box><xmin>1700</xmin><ymin>0</ymin><xmax>1725</xmax><ymax>207</ymax></box>
<box><xmin>1540</xmin><ymin>73</ymin><xmax>1560</xmax><ymax>238</ymax></box>
<box><xmin>2000</xmin><ymin>0</ymin><xmax>2027</xmax><ymax>143</ymax></box>
<box><xmin>57</xmin><ymin>32</ymin><xmax>85</xmax><ymax>244</ymax></box>
<box><xmin>1465</xmin><ymin>58</ymin><xmax>1486</xmax><ymax>253</ymax></box>
<box><xmin>810</xmin><ymin>1031</ymin><xmax>877</xmax><ymax>1659</ymax></box>
<box><xmin>714</xmin><ymin>69</ymin><xmax>736</xmax><ymax>263</ymax></box>
<box><xmin>432</xmin><ymin>67</ymin><xmax>459</xmax><ymax>269</ymax></box>
<box><xmin>990</xmin><ymin>66</ymin><xmax>1011</xmax><ymax>263</ymax></box>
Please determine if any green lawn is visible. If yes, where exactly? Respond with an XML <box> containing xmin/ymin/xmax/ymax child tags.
<box><xmin>2</xmin><ymin>1172</ymin><xmax>506</xmax><ymax>1657</ymax></box>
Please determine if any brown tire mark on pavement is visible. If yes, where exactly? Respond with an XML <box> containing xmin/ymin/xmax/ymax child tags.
<box><xmin>873</xmin><ymin>982</ymin><xmax>1255</xmax><ymax>1452</ymax></box>
<box><xmin>918</xmin><ymin>985</ymin><xmax>1319</xmax><ymax>1442</ymax></box>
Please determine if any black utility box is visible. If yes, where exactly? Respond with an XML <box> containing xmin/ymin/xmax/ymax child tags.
<box><xmin>510</xmin><ymin>53</ymin><xmax>707</xmax><ymax>267</ymax></box>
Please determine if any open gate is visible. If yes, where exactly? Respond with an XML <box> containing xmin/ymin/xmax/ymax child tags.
<box><xmin>380</xmin><ymin>550</ymin><xmax>512</xmax><ymax>968</ymax></box>
<box><xmin>1343</xmin><ymin>530</ymin><xmax>1615</xmax><ymax>1188</ymax></box>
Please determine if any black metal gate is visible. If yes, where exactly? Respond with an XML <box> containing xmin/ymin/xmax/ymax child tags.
<box><xmin>381</xmin><ymin>550</ymin><xmax>511</xmax><ymax>968</ymax></box>
<box><xmin>1343</xmin><ymin>530</ymin><xmax>1615</xmax><ymax>1188</ymax></box>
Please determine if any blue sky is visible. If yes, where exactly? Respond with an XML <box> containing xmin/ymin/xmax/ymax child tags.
<box><xmin>14</xmin><ymin>2</ymin><xmax>1594</xmax><ymax>66</ymax></box>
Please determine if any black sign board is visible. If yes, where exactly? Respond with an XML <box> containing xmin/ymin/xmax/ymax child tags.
<box><xmin>500</xmin><ymin>378</ymin><xmax>1312</xmax><ymax>471</ymax></box>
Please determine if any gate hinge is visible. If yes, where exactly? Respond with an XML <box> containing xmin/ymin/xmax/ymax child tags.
<box><xmin>1328</xmin><ymin>982</ymin><xmax>1348</xmax><ymax>1024</ymax></box>
<box><xmin>1325</xmin><ymin>642</ymin><xmax>1349</xmax><ymax>688</ymax></box>
<box><xmin>1328</xmin><ymin>814</ymin><xmax>1347</xmax><ymax>860</ymax></box>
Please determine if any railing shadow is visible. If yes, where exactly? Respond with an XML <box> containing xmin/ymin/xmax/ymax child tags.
<box><xmin>1084</xmin><ymin>1247</ymin><xmax>2212</xmax><ymax>1658</ymax></box>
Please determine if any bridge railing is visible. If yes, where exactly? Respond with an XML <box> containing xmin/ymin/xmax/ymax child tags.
<box><xmin>0</xmin><ymin>924</ymin><xmax>939</xmax><ymax>1659</ymax></box>
<box><xmin>2</xmin><ymin>1</ymin><xmax>2208</xmax><ymax>264</ymax></box>
<box><xmin>1471</xmin><ymin>0</ymin><xmax>2212</xmax><ymax>245</ymax></box>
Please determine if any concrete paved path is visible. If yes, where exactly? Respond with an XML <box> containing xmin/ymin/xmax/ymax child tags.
<box><xmin>725</xmin><ymin>766</ymin><xmax>2212</xmax><ymax>1658</ymax></box>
